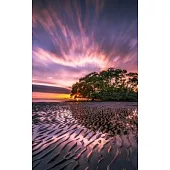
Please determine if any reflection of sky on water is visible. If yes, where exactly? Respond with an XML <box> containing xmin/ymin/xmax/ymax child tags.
<box><xmin>33</xmin><ymin>102</ymin><xmax>138</xmax><ymax>170</ymax></box>
<box><xmin>33</xmin><ymin>102</ymin><xmax>137</xmax><ymax>148</ymax></box>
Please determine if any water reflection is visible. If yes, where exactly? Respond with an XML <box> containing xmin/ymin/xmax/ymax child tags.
<box><xmin>33</xmin><ymin>102</ymin><xmax>138</xmax><ymax>170</ymax></box>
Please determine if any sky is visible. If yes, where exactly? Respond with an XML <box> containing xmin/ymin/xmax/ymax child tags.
<box><xmin>32</xmin><ymin>0</ymin><xmax>138</xmax><ymax>100</ymax></box>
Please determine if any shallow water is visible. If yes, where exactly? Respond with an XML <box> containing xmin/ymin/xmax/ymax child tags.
<box><xmin>32</xmin><ymin>102</ymin><xmax>138</xmax><ymax>170</ymax></box>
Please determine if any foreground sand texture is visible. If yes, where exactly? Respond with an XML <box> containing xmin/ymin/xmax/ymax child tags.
<box><xmin>32</xmin><ymin>102</ymin><xmax>138</xmax><ymax>170</ymax></box>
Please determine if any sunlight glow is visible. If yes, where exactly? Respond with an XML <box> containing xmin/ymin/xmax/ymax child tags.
<box><xmin>32</xmin><ymin>92</ymin><xmax>70</xmax><ymax>99</ymax></box>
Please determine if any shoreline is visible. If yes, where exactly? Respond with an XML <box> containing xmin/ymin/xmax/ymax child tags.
<box><xmin>65</xmin><ymin>100</ymin><xmax>138</xmax><ymax>102</ymax></box>
<box><xmin>32</xmin><ymin>100</ymin><xmax>138</xmax><ymax>105</ymax></box>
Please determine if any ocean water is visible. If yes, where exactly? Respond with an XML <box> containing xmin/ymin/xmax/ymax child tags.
<box><xmin>32</xmin><ymin>99</ymin><xmax>70</xmax><ymax>103</ymax></box>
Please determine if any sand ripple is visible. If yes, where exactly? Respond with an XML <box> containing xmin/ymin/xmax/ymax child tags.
<box><xmin>33</xmin><ymin>102</ymin><xmax>138</xmax><ymax>170</ymax></box>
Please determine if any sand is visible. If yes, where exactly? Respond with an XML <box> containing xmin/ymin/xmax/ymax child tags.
<box><xmin>32</xmin><ymin>102</ymin><xmax>138</xmax><ymax>170</ymax></box>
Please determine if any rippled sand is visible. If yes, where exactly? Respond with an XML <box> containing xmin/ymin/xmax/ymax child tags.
<box><xmin>32</xmin><ymin>102</ymin><xmax>138</xmax><ymax>170</ymax></box>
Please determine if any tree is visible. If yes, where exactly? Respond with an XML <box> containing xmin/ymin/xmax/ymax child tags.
<box><xmin>70</xmin><ymin>68</ymin><xmax>138</xmax><ymax>101</ymax></box>
<box><xmin>126</xmin><ymin>72</ymin><xmax>138</xmax><ymax>91</ymax></box>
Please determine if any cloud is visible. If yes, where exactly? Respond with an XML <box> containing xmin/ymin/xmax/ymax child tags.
<box><xmin>32</xmin><ymin>84</ymin><xmax>70</xmax><ymax>94</ymax></box>
<box><xmin>32</xmin><ymin>0</ymin><xmax>138</xmax><ymax>91</ymax></box>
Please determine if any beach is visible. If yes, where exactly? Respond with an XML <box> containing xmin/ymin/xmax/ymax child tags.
<box><xmin>32</xmin><ymin>102</ymin><xmax>138</xmax><ymax>170</ymax></box>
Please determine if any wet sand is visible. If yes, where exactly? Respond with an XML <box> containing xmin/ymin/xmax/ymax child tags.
<box><xmin>32</xmin><ymin>102</ymin><xmax>138</xmax><ymax>170</ymax></box>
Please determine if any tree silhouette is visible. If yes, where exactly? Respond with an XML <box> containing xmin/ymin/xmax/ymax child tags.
<box><xmin>70</xmin><ymin>68</ymin><xmax>138</xmax><ymax>101</ymax></box>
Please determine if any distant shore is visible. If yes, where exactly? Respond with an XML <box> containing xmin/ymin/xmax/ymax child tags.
<box><xmin>32</xmin><ymin>99</ymin><xmax>138</xmax><ymax>104</ymax></box>
<box><xmin>65</xmin><ymin>100</ymin><xmax>138</xmax><ymax>102</ymax></box>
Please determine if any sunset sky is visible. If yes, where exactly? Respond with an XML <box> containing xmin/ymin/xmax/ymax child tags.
<box><xmin>32</xmin><ymin>0</ymin><xmax>138</xmax><ymax>100</ymax></box>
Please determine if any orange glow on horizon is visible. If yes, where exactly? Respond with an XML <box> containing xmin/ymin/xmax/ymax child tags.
<box><xmin>32</xmin><ymin>92</ymin><xmax>70</xmax><ymax>100</ymax></box>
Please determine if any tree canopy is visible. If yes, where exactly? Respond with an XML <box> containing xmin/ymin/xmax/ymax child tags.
<box><xmin>70</xmin><ymin>68</ymin><xmax>138</xmax><ymax>101</ymax></box>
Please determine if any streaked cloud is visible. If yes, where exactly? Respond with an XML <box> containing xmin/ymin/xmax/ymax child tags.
<box><xmin>32</xmin><ymin>0</ymin><xmax>138</xmax><ymax>98</ymax></box>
